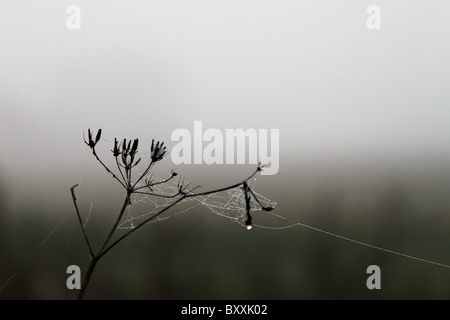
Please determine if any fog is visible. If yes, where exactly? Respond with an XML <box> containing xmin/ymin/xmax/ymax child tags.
<box><xmin>1</xmin><ymin>1</ymin><xmax>450</xmax><ymax>299</ymax></box>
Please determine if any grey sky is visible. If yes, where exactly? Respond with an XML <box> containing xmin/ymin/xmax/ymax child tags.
<box><xmin>1</xmin><ymin>1</ymin><xmax>450</xmax><ymax>199</ymax></box>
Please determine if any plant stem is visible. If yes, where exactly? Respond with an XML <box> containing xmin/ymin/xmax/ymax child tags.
<box><xmin>73</xmin><ymin>134</ymin><xmax>263</xmax><ymax>299</ymax></box>
<box><xmin>186</xmin><ymin>166</ymin><xmax>261</xmax><ymax>198</ymax></box>
<box><xmin>77</xmin><ymin>194</ymin><xmax>129</xmax><ymax>300</ymax></box>
<box><xmin>78</xmin><ymin>256</ymin><xmax>99</xmax><ymax>300</ymax></box>
<box><xmin>70</xmin><ymin>185</ymin><xmax>95</xmax><ymax>259</ymax></box>
<box><xmin>92</xmin><ymin>148</ymin><xmax>127</xmax><ymax>189</ymax></box>
<box><xmin>97</xmin><ymin>193</ymin><xmax>130</xmax><ymax>255</ymax></box>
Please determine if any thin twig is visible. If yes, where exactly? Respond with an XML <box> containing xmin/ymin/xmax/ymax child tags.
<box><xmin>243</xmin><ymin>182</ymin><xmax>252</xmax><ymax>226</ymax></box>
<box><xmin>97</xmin><ymin>193</ymin><xmax>131</xmax><ymax>256</ymax></box>
<box><xmin>115</xmin><ymin>156</ymin><xmax>127</xmax><ymax>187</ymax></box>
<box><xmin>77</xmin><ymin>256</ymin><xmax>99</xmax><ymax>300</ymax></box>
<box><xmin>133</xmin><ymin>172</ymin><xmax>177</xmax><ymax>192</ymax></box>
<box><xmin>70</xmin><ymin>184</ymin><xmax>95</xmax><ymax>259</ymax></box>
<box><xmin>131</xmin><ymin>160</ymin><xmax>154</xmax><ymax>190</ymax></box>
<box><xmin>186</xmin><ymin>166</ymin><xmax>261</xmax><ymax>198</ymax></box>
<box><xmin>134</xmin><ymin>190</ymin><xmax>182</xmax><ymax>198</ymax></box>
<box><xmin>92</xmin><ymin>149</ymin><xmax>127</xmax><ymax>189</ymax></box>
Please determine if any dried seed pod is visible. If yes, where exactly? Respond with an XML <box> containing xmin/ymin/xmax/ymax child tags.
<box><xmin>132</xmin><ymin>139</ymin><xmax>139</xmax><ymax>152</ymax></box>
<box><xmin>88</xmin><ymin>129</ymin><xmax>93</xmax><ymax>145</ymax></box>
<box><xmin>95</xmin><ymin>129</ymin><xmax>102</xmax><ymax>143</ymax></box>
<box><xmin>112</xmin><ymin>138</ymin><xmax>120</xmax><ymax>157</ymax></box>
<box><xmin>151</xmin><ymin>139</ymin><xmax>167</xmax><ymax>162</ymax></box>
<box><xmin>126</xmin><ymin>140</ymin><xmax>131</xmax><ymax>153</ymax></box>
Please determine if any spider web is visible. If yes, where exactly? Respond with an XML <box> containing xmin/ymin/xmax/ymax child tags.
<box><xmin>77</xmin><ymin>149</ymin><xmax>450</xmax><ymax>270</ymax></box>
<box><xmin>115</xmin><ymin>169</ymin><xmax>450</xmax><ymax>269</ymax></box>
<box><xmin>117</xmin><ymin>169</ymin><xmax>277</xmax><ymax>230</ymax></box>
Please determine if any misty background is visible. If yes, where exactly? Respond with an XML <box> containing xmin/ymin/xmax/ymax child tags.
<box><xmin>1</xmin><ymin>1</ymin><xmax>450</xmax><ymax>299</ymax></box>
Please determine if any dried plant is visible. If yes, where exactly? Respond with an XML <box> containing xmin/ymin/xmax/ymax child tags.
<box><xmin>70</xmin><ymin>129</ymin><xmax>275</xmax><ymax>299</ymax></box>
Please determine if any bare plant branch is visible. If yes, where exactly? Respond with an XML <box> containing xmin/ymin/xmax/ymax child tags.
<box><xmin>91</xmin><ymin>148</ymin><xmax>127</xmax><ymax>189</ymax></box>
<box><xmin>114</xmin><ymin>156</ymin><xmax>127</xmax><ymax>187</ymax></box>
<box><xmin>134</xmin><ymin>190</ymin><xmax>182</xmax><ymax>198</ymax></box>
<box><xmin>71</xmin><ymin>130</ymin><xmax>274</xmax><ymax>299</ymax></box>
<box><xmin>70</xmin><ymin>184</ymin><xmax>95</xmax><ymax>259</ymax></box>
